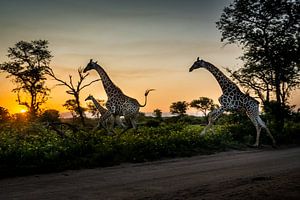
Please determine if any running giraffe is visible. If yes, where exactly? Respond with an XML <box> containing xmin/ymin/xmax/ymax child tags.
<box><xmin>85</xmin><ymin>94</ymin><xmax>115</xmax><ymax>133</ymax></box>
<box><xmin>83</xmin><ymin>59</ymin><xmax>154</xmax><ymax>131</ymax></box>
<box><xmin>189</xmin><ymin>57</ymin><xmax>276</xmax><ymax>147</ymax></box>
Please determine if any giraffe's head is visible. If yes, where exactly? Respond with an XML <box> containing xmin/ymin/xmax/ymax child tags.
<box><xmin>85</xmin><ymin>94</ymin><xmax>93</xmax><ymax>101</ymax></box>
<box><xmin>83</xmin><ymin>59</ymin><xmax>98</xmax><ymax>73</ymax></box>
<box><xmin>189</xmin><ymin>57</ymin><xmax>208</xmax><ymax>72</ymax></box>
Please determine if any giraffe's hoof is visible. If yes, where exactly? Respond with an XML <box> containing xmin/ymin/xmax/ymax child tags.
<box><xmin>272</xmin><ymin>143</ymin><xmax>279</xmax><ymax>149</ymax></box>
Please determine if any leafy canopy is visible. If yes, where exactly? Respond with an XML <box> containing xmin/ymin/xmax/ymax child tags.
<box><xmin>190</xmin><ymin>97</ymin><xmax>218</xmax><ymax>117</ymax></box>
<box><xmin>170</xmin><ymin>101</ymin><xmax>189</xmax><ymax>116</ymax></box>
<box><xmin>0</xmin><ymin>40</ymin><xmax>52</xmax><ymax>118</ymax></box>
<box><xmin>216</xmin><ymin>0</ymin><xmax>300</xmax><ymax>105</ymax></box>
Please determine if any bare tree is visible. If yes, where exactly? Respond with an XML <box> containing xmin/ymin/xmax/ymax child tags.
<box><xmin>46</xmin><ymin>67</ymin><xmax>100</xmax><ymax>126</ymax></box>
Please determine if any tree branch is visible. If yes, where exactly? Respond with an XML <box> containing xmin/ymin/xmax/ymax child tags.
<box><xmin>80</xmin><ymin>79</ymin><xmax>101</xmax><ymax>91</ymax></box>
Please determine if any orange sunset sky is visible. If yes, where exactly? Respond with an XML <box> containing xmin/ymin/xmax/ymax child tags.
<box><xmin>0</xmin><ymin>0</ymin><xmax>299</xmax><ymax>115</ymax></box>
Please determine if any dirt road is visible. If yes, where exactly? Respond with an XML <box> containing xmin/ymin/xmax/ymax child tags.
<box><xmin>1</xmin><ymin>147</ymin><xmax>300</xmax><ymax>200</ymax></box>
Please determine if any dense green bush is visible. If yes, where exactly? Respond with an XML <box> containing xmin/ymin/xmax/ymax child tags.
<box><xmin>0</xmin><ymin>122</ymin><xmax>241</xmax><ymax>177</ymax></box>
<box><xmin>281</xmin><ymin>122</ymin><xmax>300</xmax><ymax>144</ymax></box>
<box><xmin>0</xmin><ymin>118</ymin><xmax>299</xmax><ymax>177</ymax></box>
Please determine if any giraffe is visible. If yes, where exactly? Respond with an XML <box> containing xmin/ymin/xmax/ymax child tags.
<box><xmin>189</xmin><ymin>57</ymin><xmax>276</xmax><ymax>147</ymax></box>
<box><xmin>83</xmin><ymin>59</ymin><xmax>154</xmax><ymax>131</ymax></box>
<box><xmin>85</xmin><ymin>94</ymin><xmax>116</xmax><ymax>133</ymax></box>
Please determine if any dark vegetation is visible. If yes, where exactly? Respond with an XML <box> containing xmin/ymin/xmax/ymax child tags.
<box><xmin>0</xmin><ymin>110</ymin><xmax>299</xmax><ymax>178</ymax></box>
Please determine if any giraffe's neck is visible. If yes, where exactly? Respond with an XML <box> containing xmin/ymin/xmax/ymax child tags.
<box><xmin>94</xmin><ymin>64</ymin><xmax>124</xmax><ymax>98</ymax></box>
<box><xmin>90</xmin><ymin>97</ymin><xmax>107</xmax><ymax>114</ymax></box>
<box><xmin>203</xmin><ymin>62</ymin><xmax>240</xmax><ymax>94</ymax></box>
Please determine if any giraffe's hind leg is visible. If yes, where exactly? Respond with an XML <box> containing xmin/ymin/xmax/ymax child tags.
<box><xmin>257</xmin><ymin>116</ymin><xmax>277</xmax><ymax>147</ymax></box>
<box><xmin>130</xmin><ymin>117</ymin><xmax>138</xmax><ymax>130</ymax></box>
<box><xmin>201</xmin><ymin>107</ymin><xmax>225</xmax><ymax>135</ymax></box>
<box><xmin>247</xmin><ymin>112</ymin><xmax>262</xmax><ymax>147</ymax></box>
<box><xmin>120</xmin><ymin>116</ymin><xmax>133</xmax><ymax>134</ymax></box>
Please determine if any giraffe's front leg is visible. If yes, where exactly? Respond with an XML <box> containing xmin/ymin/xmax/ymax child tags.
<box><xmin>104</xmin><ymin>115</ymin><xmax>116</xmax><ymax>135</ymax></box>
<box><xmin>120</xmin><ymin>115</ymin><xmax>137</xmax><ymax>134</ymax></box>
<box><xmin>246</xmin><ymin>112</ymin><xmax>263</xmax><ymax>148</ymax></box>
<box><xmin>201</xmin><ymin>107</ymin><xmax>225</xmax><ymax>135</ymax></box>
<box><xmin>253</xmin><ymin>126</ymin><xmax>262</xmax><ymax>147</ymax></box>
<box><xmin>115</xmin><ymin>115</ymin><xmax>127</xmax><ymax>128</ymax></box>
<box><xmin>96</xmin><ymin>111</ymin><xmax>115</xmax><ymax>134</ymax></box>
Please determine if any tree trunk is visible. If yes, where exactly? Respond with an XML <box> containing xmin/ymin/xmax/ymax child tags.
<box><xmin>27</xmin><ymin>89</ymin><xmax>37</xmax><ymax>120</ymax></box>
<box><xmin>75</xmin><ymin>95</ymin><xmax>85</xmax><ymax>126</ymax></box>
<box><xmin>274</xmin><ymin>68</ymin><xmax>284</xmax><ymax>133</ymax></box>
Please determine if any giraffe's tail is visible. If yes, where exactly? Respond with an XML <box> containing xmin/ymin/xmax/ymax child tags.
<box><xmin>139</xmin><ymin>89</ymin><xmax>155</xmax><ymax>107</ymax></box>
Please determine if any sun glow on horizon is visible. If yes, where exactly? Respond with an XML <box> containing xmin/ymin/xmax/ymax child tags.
<box><xmin>20</xmin><ymin>109</ymin><xmax>27</xmax><ymax>113</ymax></box>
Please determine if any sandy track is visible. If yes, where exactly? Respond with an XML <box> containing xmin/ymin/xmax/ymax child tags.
<box><xmin>1</xmin><ymin>147</ymin><xmax>300</xmax><ymax>200</ymax></box>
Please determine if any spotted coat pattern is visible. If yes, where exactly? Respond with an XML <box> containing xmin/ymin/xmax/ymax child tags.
<box><xmin>189</xmin><ymin>57</ymin><xmax>276</xmax><ymax>147</ymax></box>
<box><xmin>83</xmin><ymin>60</ymin><xmax>153</xmax><ymax>130</ymax></box>
<box><xmin>85</xmin><ymin>94</ymin><xmax>115</xmax><ymax>131</ymax></box>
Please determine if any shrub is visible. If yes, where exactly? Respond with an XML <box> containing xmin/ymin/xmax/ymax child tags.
<box><xmin>1</xmin><ymin>119</ymin><xmax>298</xmax><ymax>178</ymax></box>
<box><xmin>0</xmin><ymin>122</ymin><xmax>239</xmax><ymax>177</ymax></box>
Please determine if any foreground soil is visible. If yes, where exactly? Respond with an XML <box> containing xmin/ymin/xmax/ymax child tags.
<box><xmin>0</xmin><ymin>146</ymin><xmax>300</xmax><ymax>200</ymax></box>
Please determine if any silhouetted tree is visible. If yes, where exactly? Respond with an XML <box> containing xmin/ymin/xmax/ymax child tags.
<box><xmin>170</xmin><ymin>101</ymin><xmax>189</xmax><ymax>116</ymax></box>
<box><xmin>11</xmin><ymin>112</ymin><xmax>28</xmax><ymax>123</ymax></box>
<box><xmin>46</xmin><ymin>67</ymin><xmax>100</xmax><ymax>126</ymax></box>
<box><xmin>0</xmin><ymin>107</ymin><xmax>10</xmax><ymax>123</ymax></box>
<box><xmin>0</xmin><ymin>40</ymin><xmax>52</xmax><ymax>119</ymax></box>
<box><xmin>190</xmin><ymin>97</ymin><xmax>218</xmax><ymax>118</ymax></box>
<box><xmin>63</xmin><ymin>99</ymin><xmax>79</xmax><ymax>119</ymax></box>
<box><xmin>39</xmin><ymin>109</ymin><xmax>60</xmax><ymax>123</ymax></box>
<box><xmin>217</xmin><ymin>0</ymin><xmax>300</xmax><ymax>132</ymax></box>
<box><xmin>153</xmin><ymin>108</ymin><xmax>162</xmax><ymax>119</ymax></box>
